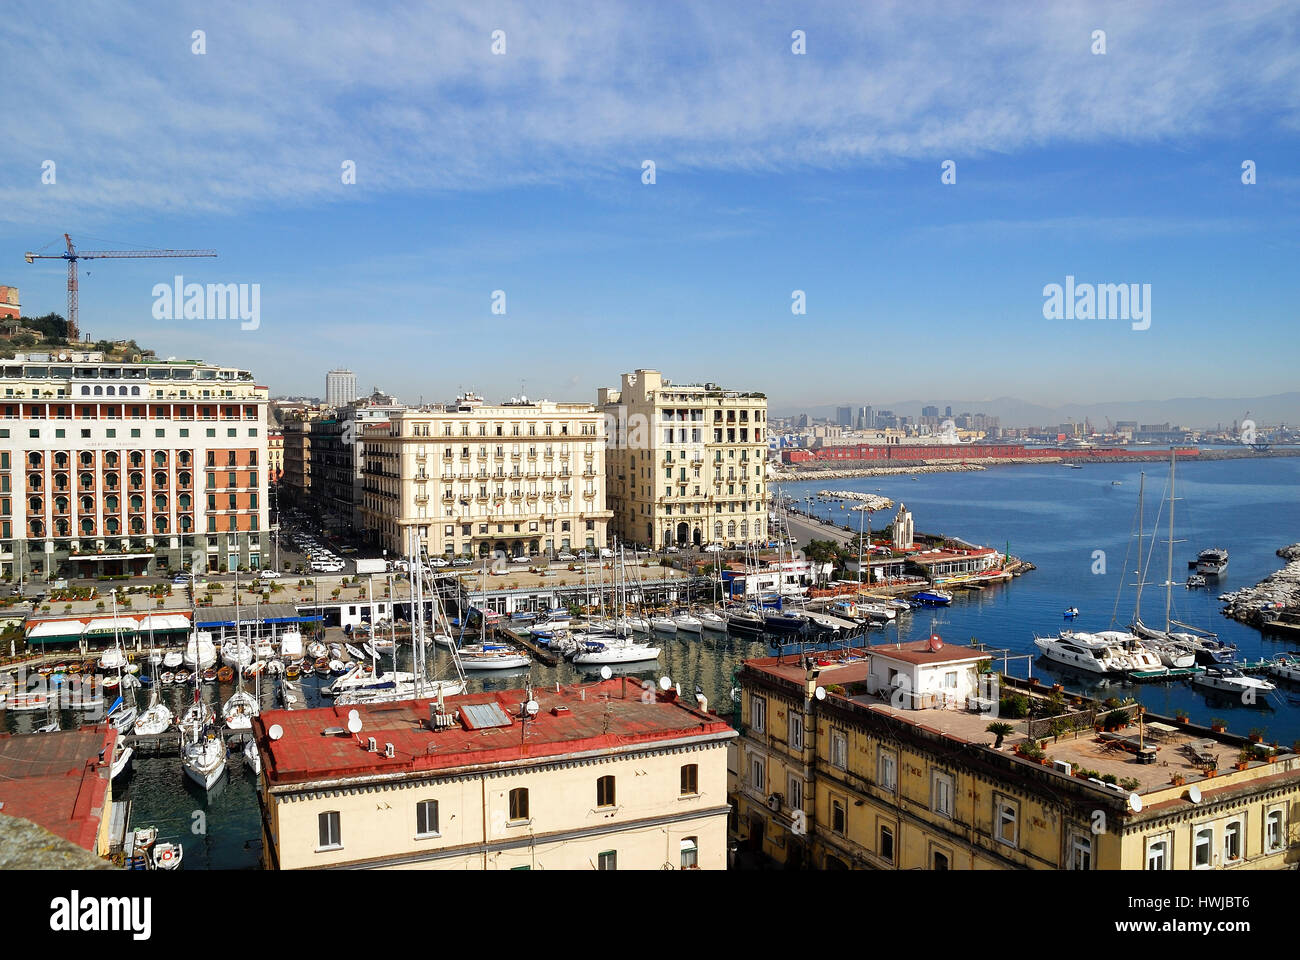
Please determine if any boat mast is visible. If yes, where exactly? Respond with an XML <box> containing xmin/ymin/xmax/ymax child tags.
<box><xmin>1165</xmin><ymin>450</ymin><xmax>1176</xmax><ymax>633</ymax></box>
<box><xmin>1134</xmin><ymin>471</ymin><xmax>1144</xmax><ymax>622</ymax></box>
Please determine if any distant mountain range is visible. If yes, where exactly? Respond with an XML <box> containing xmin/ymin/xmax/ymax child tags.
<box><xmin>775</xmin><ymin>392</ymin><xmax>1300</xmax><ymax>430</ymax></box>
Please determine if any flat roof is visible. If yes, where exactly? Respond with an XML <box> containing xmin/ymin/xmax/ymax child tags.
<box><xmin>256</xmin><ymin>680</ymin><xmax>735</xmax><ymax>788</ymax></box>
<box><xmin>0</xmin><ymin>725</ymin><xmax>115</xmax><ymax>852</ymax></box>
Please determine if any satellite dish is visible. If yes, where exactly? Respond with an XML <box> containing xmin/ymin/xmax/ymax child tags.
<box><xmin>815</xmin><ymin>686</ymin><xmax>826</xmax><ymax>701</ymax></box>
<box><xmin>268</xmin><ymin>724</ymin><xmax>283</xmax><ymax>741</ymax></box>
<box><xmin>347</xmin><ymin>709</ymin><xmax>360</xmax><ymax>723</ymax></box>
<box><xmin>1127</xmin><ymin>793</ymin><xmax>1143</xmax><ymax>813</ymax></box>
<box><xmin>346</xmin><ymin>716</ymin><xmax>362</xmax><ymax>734</ymax></box>
<box><xmin>525</xmin><ymin>700</ymin><xmax>540</xmax><ymax>717</ymax></box>
<box><xmin>659</xmin><ymin>676</ymin><xmax>672</xmax><ymax>691</ymax></box>
<box><xmin>599</xmin><ymin>666</ymin><xmax>613</xmax><ymax>680</ymax></box>
<box><xmin>1187</xmin><ymin>785</ymin><xmax>1202</xmax><ymax>804</ymax></box>
<box><xmin>928</xmin><ymin>634</ymin><xmax>944</xmax><ymax>652</ymax></box>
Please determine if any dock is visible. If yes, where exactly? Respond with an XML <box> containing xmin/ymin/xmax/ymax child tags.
<box><xmin>495</xmin><ymin>626</ymin><xmax>559</xmax><ymax>667</ymax></box>
<box><xmin>1127</xmin><ymin>666</ymin><xmax>1205</xmax><ymax>683</ymax></box>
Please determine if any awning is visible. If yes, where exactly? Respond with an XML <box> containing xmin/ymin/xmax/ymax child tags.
<box><xmin>135</xmin><ymin>613</ymin><xmax>191</xmax><ymax>634</ymax></box>
<box><xmin>82</xmin><ymin>616</ymin><xmax>140</xmax><ymax>636</ymax></box>
<box><xmin>67</xmin><ymin>553</ymin><xmax>155</xmax><ymax>560</ymax></box>
<box><xmin>26</xmin><ymin>619</ymin><xmax>86</xmax><ymax>642</ymax></box>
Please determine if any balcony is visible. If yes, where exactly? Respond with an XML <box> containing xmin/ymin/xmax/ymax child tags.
<box><xmin>415</xmin><ymin>495</ymin><xmax>429</xmax><ymax>504</ymax></box>
<box><xmin>542</xmin><ymin>492</ymin><xmax>555</xmax><ymax>500</ymax></box>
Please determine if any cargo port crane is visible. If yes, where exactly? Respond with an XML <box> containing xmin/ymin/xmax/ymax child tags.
<box><xmin>24</xmin><ymin>234</ymin><xmax>216</xmax><ymax>342</ymax></box>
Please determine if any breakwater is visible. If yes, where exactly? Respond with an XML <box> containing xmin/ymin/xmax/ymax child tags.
<box><xmin>1220</xmin><ymin>544</ymin><xmax>1300</xmax><ymax>630</ymax></box>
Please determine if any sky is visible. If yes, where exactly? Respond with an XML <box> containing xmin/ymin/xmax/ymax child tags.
<box><xmin>2</xmin><ymin>1</ymin><xmax>1298</xmax><ymax>414</ymax></box>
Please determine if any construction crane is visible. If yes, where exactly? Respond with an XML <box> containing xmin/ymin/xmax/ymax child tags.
<box><xmin>24</xmin><ymin>234</ymin><xmax>216</xmax><ymax>342</ymax></box>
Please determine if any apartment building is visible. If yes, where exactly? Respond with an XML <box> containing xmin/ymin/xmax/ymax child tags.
<box><xmin>256</xmin><ymin>679</ymin><xmax>736</xmax><ymax>870</ymax></box>
<box><xmin>598</xmin><ymin>370</ymin><xmax>768</xmax><ymax>552</ymax></box>
<box><xmin>360</xmin><ymin>394</ymin><xmax>610</xmax><ymax>559</ymax></box>
<box><xmin>732</xmin><ymin>645</ymin><xmax>1299</xmax><ymax>870</ymax></box>
<box><xmin>0</xmin><ymin>351</ymin><xmax>270</xmax><ymax>579</ymax></box>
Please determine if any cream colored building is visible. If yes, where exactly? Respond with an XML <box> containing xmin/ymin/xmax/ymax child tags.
<box><xmin>255</xmin><ymin>680</ymin><xmax>737</xmax><ymax>870</ymax></box>
<box><xmin>360</xmin><ymin>394</ymin><xmax>611</xmax><ymax>559</ymax></box>
<box><xmin>598</xmin><ymin>370</ymin><xmax>768</xmax><ymax>551</ymax></box>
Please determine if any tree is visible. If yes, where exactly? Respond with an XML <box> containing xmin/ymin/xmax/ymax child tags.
<box><xmin>986</xmin><ymin>721</ymin><xmax>1014</xmax><ymax>749</ymax></box>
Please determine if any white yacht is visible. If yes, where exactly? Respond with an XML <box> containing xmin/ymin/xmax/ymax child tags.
<box><xmin>1196</xmin><ymin>548</ymin><xmax>1229</xmax><ymax>576</ymax></box>
<box><xmin>649</xmin><ymin>616</ymin><xmax>678</xmax><ymax>634</ymax></box>
<box><xmin>182</xmin><ymin>734</ymin><xmax>227</xmax><ymax>791</ymax></box>
<box><xmin>222</xmin><ymin>690</ymin><xmax>259</xmax><ymax>731</ymax></box>
<box><xmin>1192</xmin><ymin>666</ymin><xmax>1275</xmax><ymax>696</ymax></box>
<box><xmin>1265</xmin><ymin>654</ymin><xmax>1300</xmax><ymax>683</ymax></box>
<box><xmin>221</xmin><ymin>641</ymin><xmax>253</xmax><ymax>669</ymax></box>
<box><xmin>183</xmin><ymin>633</ymin><xmax>218</xmax><ymax>669</ymax></box>
<box><xmin>696</xmin><ymin>610</ymin><xmax>728</xmax><ymax>632</ymax></box>
<box><xmin>110</xmin><ymin>737</ymin><xmax>133</xmax><ymax>780</ymax></box>
<box><xmin>99</xmin><ymin>647</ymin><xmax>126</xmax><ymax>672</ymax></box>
<box><xmin>672</xmin><ymin>611</ymin><xmax>703</xmax><ymax>634</ymax></box>
<box><xmin>133</xmin><ymin>701</ymin><xmax>174</xmax><ymax>736</ymax></box>
<box><xmin>1070</xmin><ymin>630</ymin><xmax>1166</xmax><ymax>673</ymax></box>
<box><xmin>459</xmin><ymin>644</ymin><xmax>531</xmax><ymax>670</ymax></box>
<box><xmin>278</xmin><ymin>630</ymin><xmax>304</xmax><ymax>658</ymax></box>
<box><xmin>571</xmin><ymin>638</ymin><xmax>661</xmax><ymax>665</ymax></box>
<box><xmin>163</xmin><ymin>651</ymin><xmax>184</xmax><ymax>669</ymax></box>
<box><xmin>243</xmin><ymin>738</ymin><xmax>261</xmax><ymax>775</ymax></box>
<box><xmin>1032</xmin><ymin>634</ymin><xmax>1128</xmax><ymax>674</ymax></box>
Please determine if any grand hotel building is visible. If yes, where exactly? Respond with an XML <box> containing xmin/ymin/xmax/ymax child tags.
<box><xmin>0</xmin><ymin>351</ymin><xmax>270</xmax><ymax>581</ymax></box>
<box><xmin>360</xmin><ymin>394</ymin><xmax>610</xmax><ymax>559</ymax></box>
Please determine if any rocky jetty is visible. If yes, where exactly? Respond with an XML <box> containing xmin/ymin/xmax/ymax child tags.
<box><xmin>1219</xmin><ymin>544</ymin><xmax>1300</xmax><ymax>627</ymax></box>
<box><xmin>771</xmin><ymin>463</ymin><xmax>988</xmax><ymax>482</ymax></box>
<box><xmin>816</xmin><ymin>491</ymin><xmax>894</xmax><ymax>511</ymax></box>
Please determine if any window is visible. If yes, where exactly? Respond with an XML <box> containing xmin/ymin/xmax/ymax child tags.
<box><xmin>1146</xmin><ymin>837</ymin><xmax>1170</xmax><ymax>870</ymax></box>
<box><xmin>831</xmin><ymin>797</ymin><xmax>846</xmax><ymax>834</ymax></box>
<box><xmin>317</xmin><ymin>811</ymin><xmax>341</xmax><ymax>850</ymax></box>
<box><xmin>879</xmin><ymin>824</ymin><xmax>894</xmax><ymax>864</ymax></box>
<box><xmin>995</xmin><ymin>798</ymin><xmax>1018</xmax><ymax>848</ymax></box>
<box><xmin>1194</xmin><ymin>826</ymin><xmax>1214</xmax><ymax>868</ymax></box>
<box><xmin>830</xmin><ymin>730</ymin><xmax>847</xmax><ymax>770</ymax></box>
<box><xmin>680</xmin><ymin>837</ymin><xmax>698</xmax><ymax>869</ymax></box>
<box><xmin>749</xmin><ymin>754</ymin><xmax>765</xmax><ymax>792</ymax></box>
<box><xmin>932</xmin><ymin>772</ymin><xmax>953</xmax><ymax>818</ymax></box>
<box><xmin>1224</xmin><ymin>819</ymin><xmax>1243</xmax><ymax>863</ymax></box>
<box><xmin>788</xmin><ymin>713</ymin><xmax>804</xmax><ymax>751</ymax></box>
<box><xmin>508</xmin><ymin>787</ymin><xmax>529</xmax><ymax>822</ymax></box>
<box><xmin>787</xmin><ymin>773</ymin><xmax>803</xmax><ymax>812</ymax></box>
<box><xmin>597</xmin><ymin>850</ymin><xmax>617</xmax><ymax>871</ymax></box>
<box><xmin>596</xmin><ymin>775</ymin><xmax>616</xmax><ymax>807</ymax></box>
<box><xmin>877</xmin><ymin>749</ymin><xmax>897</xmax><ymax>792</ymax></box>
<box><xmin>680</xmin><ymin>763</ymin><xmax>698</xmax><ymax>796</ymax></box>
<box><xmin>1070</xmin><ymin>832</ymin><xmax>1093</xmax><ymax>870</ymax></box>
<box><xmin>416</xmin><ymin>799</ymin><xmax>439</xmax><ymax>837</ymax></box>
<box><xmin>933</xmin><ymin>850</ymin><xmax>950</xmax><ymax>870</ymax></box>
<box><xmin>1266</xmin><ymin>809</ymin><xmax>1284</xmax><ymax>853</ymax></box>
<box><xmin>750</xmin><ymin>695</ymin><xmax>765</xmax><ymax>733</ymax></box>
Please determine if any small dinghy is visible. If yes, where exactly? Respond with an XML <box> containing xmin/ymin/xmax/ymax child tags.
<box><xmin>201</xmin><ymin>668</ymin><xmax>218</xmax><ymax>683</ymax></box>
<box><xmin>160</xmin><ymin>671</ymin><xmax>175</xmax><ymax>685</ymax></box>
<box><xmin>216</xmin><ymin>666</ymin><xmax>235</xmax><ymax>683</ymax></box>
<box><xmin>1063</xmin><ymin>607</ymin><xmax>1080</xmax><ymax>620</ymax></box>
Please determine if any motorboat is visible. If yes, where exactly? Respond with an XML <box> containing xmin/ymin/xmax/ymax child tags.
<box><xmin>201</xmin><ymin>668</ymin><xmax>218</xmax><ymax>683</ymax></box>
<box><xmin>99</xmin><ymin>647</ymin><xmax>126</xmax><ymax>672</ymax></box>
<box><xmin>160</xmin><ymin>671</ymin><xmax>175</xmax><ymax>685</ymax></box>
<box><xmin>1195</xmin><ymin>548</ymin><xmax>1229</xmax><ymax>576</ymax></box>
<box><xmin>570</xmin><ymin>638</ymin><xmax>661</xmax><ymax>665</ymax></box>
<box><xmin>173</xmin><ymin>670</ymin><xmax>192</xmax><ymax>685</ymax></box>
<box><xmin>253</xmin><ymin>640</ymin><xmax>275</xmax><ymax>659</ymax></box>
<box><xmin>183</xmin><ymin>633</ymin><xmax>218</xmax><ymax>669</ymax></box>
<box><xmin>265</xmin><ymin>659</ymin><xmax>285</xmax><ymax>675</ymax></box>
<box><xmin>285</xmin><ymin>663</ymin><xmax>301</xmax><ymax>680</ymax></box>
<box><xmin>853</xmin><ymin>601</ymin><xmax>896</xmax><ymax>622</ymax></box>
<box><xmin>152</xmin><ymin>842</ymin><xmax>183</xmax><ymax>870</ymax></box>
<box><xmin>182</xmin><ymin>732</ymin><xmax>227</xmax><ymax>791</ymax></box>
<box><xmin>1063</xmin><ymin>607</ymin><xmax>1080</xmax><ymax>620</ymax></box>
<box><xmin>279</xmin><ymin>630</ymin><xmax>304</xmax><ymax>658</ymax></box>
<box><xmin>221</xmin><ymin>641</ymin><xmax>253</xmax><ymax>669</ymax></box>
<box><xmin>110</xmin><ymin>738</ymin><xmax>133</xmax><ymax>780</ymax></box>
<box><xmin>1192</xmin><ymin>665</ymin><xmax>1275</xmax><ymax>696</ymax></box>
<box><xmin>8</xmin><ymin>692</ymin><xmax>51</xmax><ymax>713</ymax></box>
<box><xmin>345</xmin><ymin>643</ymin><xmax>366</xmax><ymax>660</ymax></box>
<box><xmin>244</xmin><ymin>738</ymin><xmax>262</xmax><ymax>775</ymax></box>
<box><xmin>314</xmin><ymin>657</ymin><xmax>331</xmax><ymax>677</ymax></box>
<box><xmin>1186</xmin><ymin>574</ymin><xmax>1207</xmax><ymax>589</ymax></box>
<box><xmin>459</xmin><ymin>643</ymin><xmax>531</xmax><ymax>670</ymax></box>
<box><xmin>107</xmin><ymin>697</ymin><xmax>139</xmax><ymax>732</ymax></box>
<box><xmin>222</xmin><ymin>690</ymin><xmax>259</xmax><ymax>730</ymax></box>
<box><xmin>914</xmin><ymin>589</ymin><xmax>953</xmax><ymax>606</ymax></box>
<box><xmin>329</xmin><ymin>659</ymin><xmax>349</xmax><ymax>675</ymax></box>
<box><xmin>307</xmin><ymin>641</ymin><xmax>328</xmax><ymax>659</ymax></box>
<box><xmin>1265</xmin><ymin>654</ymin><xmax>1300</xmax><ymax>683</ymax></box>
<box><xmin>1033</xmin><ymin>634</ymin><xmax>1129</xmax><ymax>674</ymax></box>
<box><xmin>163</xmin><ymin>651</ymin><xmax>183</xmax><ymax>669</ymax></box>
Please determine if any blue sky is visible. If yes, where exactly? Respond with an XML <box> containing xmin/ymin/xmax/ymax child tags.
<box><xmin>2</xmin><ymin>1</ymin><xmax>1298</xmax><ymax>414</ymax></box>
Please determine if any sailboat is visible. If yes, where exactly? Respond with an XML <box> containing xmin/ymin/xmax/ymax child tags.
<box><xmin>1129</xmin><ymin>455</ymin><xmax>1229</xmax><ymax>668</ymax></box>
<box><xmin>570</xmin><ymin>546</ymin><xmax>660</xmax><ymax>665</ymax></box>
<box><xmin>181</xmin><ymin>555</ymin><xmax>226</xmax><ymax>791</ymax></box>
<box><xmin>133</xmin><ymin>621</ymin><xmax>174</xmax><ymax>736</ymax></box>
<box><xmin>105</xmin><ymin>598</ymin><xmax>138</xmax><ymax>732</ymax></box>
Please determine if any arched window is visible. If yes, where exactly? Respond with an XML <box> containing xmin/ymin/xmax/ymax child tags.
<box><xmin>714</xmin><ymin>521</ymin><xmax>723</xmax><ymax>538</ymax></box>
<box><xmin>130</xmin><ymin>495</ymin><xmax>144</xmax><ymax>512</ymax></box>
<box><xmin>80</xmin><ymin>517</ymin><xmax>95</xmax><ymax>535</ymax></box>
<box><xmin>596</xmin><ymin>775</ymin><xmax>616</xmax><ymax>807</ymax></box>
<box><xmin>177</xmin><ymin>471</ymin><xmax>191</xmax><ymax>488</ymax></box>
<box><xmin>129</xmin><ymin>452</ymin><xmax>143</xmax><ymax>468</ymax></box>
<box><xmin>153</xmin><ymin>451</ymin><xmax>167</xmax><ymax>467</ymax></box>
<box><xmin>129</xmin><ymin>516</ymin><xmax>144</xmax><ymax>534</ymax></box>
<box><xmin>178</xmin><ymin>494</ymin><xmax>191</xmax><ymax>510</ymax></box>
<box><xmin>55</xmin><ymin>518</ymin><xmax>69</xmax><ymax>536</ymax></box>
<box><xmin>105</xmin><ymin>517</ymin><xmax>120</xmax><ymax>534</ymax></box>
<box><xmin>180</xmin><ymin>515</ymin><xmax>193</xmax><ymax>532</ymax></box>
<box><xmin>28</xmin><ymin>496</ymin><xmax>42</xmax><ymax>513</ymax></box>
<box><xmin>54</xmin><ymin>496</ymin><xmax>68</xmax><ymax>513</ymax></box>
<box><xmin>131</xmin><ymin>386</ymin><xmax>141</xmax><ymax>396</ymax></box>
<box><xmin>154</xmin><ymin>471</ymin><xmax>167</xmax><ymax>488</ymax></box>
<box><xmin>726</xmin><ymin>521</ymin><xmax>736</xmax><ymax>538</ymax></box>
<box><xmin>29</xmin><ymin>519</ymin><xmax>44</xmax><ymax>537</ymax></box>
<box><xmin>105</xmin><ymin>452</ymin><xmax>119</xmax><ymax>467</ymax></box>
<box><xmin>79</xmin><ymin>472</ymin><xmax>93</xmax><ymax>488</ymax></box>
<box><xmin>81</xmin><ymin>386</ymin><xmax>90</xmax><ymax>396</ymax></box>
<box><xmin>93</xmin><ymin>385</ymin><xmax>102</xmax><ymax>396</ymax></box>
<box><xmin>54</xmin><ymin>452</ymin><xmax>69</xmax><ymax>469</ymax></box>
<box><xmin>154</xmin><ymin>494</ymin><xmax>167</xmax><ymax>511</ymax></box>
<box><xmin>81</xmin><ymin>496</ymin><xmax>95</xmax><ymax>513</ymax></box>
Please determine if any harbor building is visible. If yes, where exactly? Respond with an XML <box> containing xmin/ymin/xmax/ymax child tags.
<box><xmin>254</xmin><ymin>679</ymin><xmax>736</xmax><ymax>870</ymax></box>
<box><xmin>309</xmin><ymin>400</ymin><xmax>406</xmax><ymax>538</ymax></box>
<box><xmin>324</xmin><ymin>368</ymin><xmax>356</xmax><ymax>409</ymax></box>
<box><xmin>267</xmin><ymin>429</ymin><xmax>283</xmax><ymax>486</ymax></box>
<box><xmin>360</xmin><ymin>394</ymin><xmax>611</xmax><ymax>559</ymax></box>
<box><xmin>0</xmin><ymin>351</ymin><xmax>270</xmax><ymax>580</ymax></box>
<box><xmin>598</xmin><ymin>370</ymin><xmax>769</xmax><ymax>552</ymax></box>
<box><xmin>731</xmin><ymin>645</ymin><xmax>1300</xmax><ymax>870</ymax></box>
<box><xmin>0</xmin><ymin>724</ymin><xmax>118</xmax><ymax>856</ymax></box>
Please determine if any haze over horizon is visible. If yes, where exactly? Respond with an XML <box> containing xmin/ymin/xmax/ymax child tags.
<box><xmin>3</xmin><ymin>1</ymin><xmax>1298</xmax><ymax>406</ymax></box>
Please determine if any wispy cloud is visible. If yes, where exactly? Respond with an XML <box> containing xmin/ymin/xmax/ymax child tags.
<box><xmin>3</xmin><ymin>0</ymin><xmax>1298</xmax><ymax>222</ymax></box>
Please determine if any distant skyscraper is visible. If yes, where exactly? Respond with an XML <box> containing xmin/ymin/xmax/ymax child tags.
<box><xmin>857</xmin><ymin>405</ymin><xmax>873</xmax><ymax>430</ymax></box>
<box><xmin>836</xmin><ymin>406</ymin><xmax>854</xmax><ymax>426</ymax></box>
<box><xmin>922</xmin><ymin>405</ymin><xmax>939</xmax><ymax>419</ymax></box>
<box><xmin>945</xmin><ymin>405</ymin><xmax>952</xmax><ymax>418</ymax></box>
<box><xmin>325</xmin><ymin>368</ymin><xmax>357</xmax><ymax>408</ymax></box>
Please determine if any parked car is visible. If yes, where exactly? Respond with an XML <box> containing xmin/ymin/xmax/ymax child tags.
<box><xmin>577</xmin><ymin>550</ymin><xmax>594</xmax><ymax>559</ymax></box>
<box><xmin>510</xmin><ymin>555</ymin><xmax>531</xmax><ymax>564</ymax></box>
<box><xmin>258</xmin><ymin>570</ymin><xmax>281</xmax><ymax>580</ymax></box>
<box><xmin>598</xmin><ymin>548</ymin><xmax>613</xmax><ymax>559</ymax></box>
<box><xmin>451</xmin><ymin>557</ymin><xmax>472</xmax><ymax>567</ymax></box>
<box><xmin>704</xmin><ymin>543</ymin><xmax>724</xmax><ymax>553</ymax></box>
<box><xmin>556</xmin><ymin>552</ymin><xmax>577</xmax><ymax>561</ymax></box>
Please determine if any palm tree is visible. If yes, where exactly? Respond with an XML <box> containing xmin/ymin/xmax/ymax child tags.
<box><xmin>986</xmin><ymin>721</ymin><xmax>1014</xmax><ymax>749</ymax></box>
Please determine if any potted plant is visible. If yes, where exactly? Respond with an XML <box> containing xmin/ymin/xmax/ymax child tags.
<box><xmin>986</xmin><ymin>721</ymin><xmax>1014</xmax><ymax>749</ymax></box>
<box><xmin>1249</xmin><ymin>728</ymin><xmax>1265</xmax><ymax>744</ymax></box>
<box><xmin>1170</xmin><ymin>773</ymin><xmax>1186</xmax><ymax>786</ymax></box>
<box><xmin>1210</xmin><ymin>718</ymin><xmax>1227</xmax><ymax>734</ymax></box>
<box><xmin>1174</xmin><ymin>710</ymin><xmax>1189</xmax><ymax>724</ymax></box>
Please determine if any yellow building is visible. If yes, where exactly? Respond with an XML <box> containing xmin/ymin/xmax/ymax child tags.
<box><xmin>732</xmin><ymin>643</ymin><xmax>1300</xmax><ymax>870</ymax></box>
<box><xmin>598</xmin><ymin>370</ymin><xmax>769</xmax><ymax>551</ymax></box>
<box><xmin>360</xmin><ymin>394</ymin><xmax>611</xmax><ymax>559</ymax></box>
<box><xmin>255</xmin><ymin>679</ymin><xmax>736</xmax><ymax>870</ymax></box>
